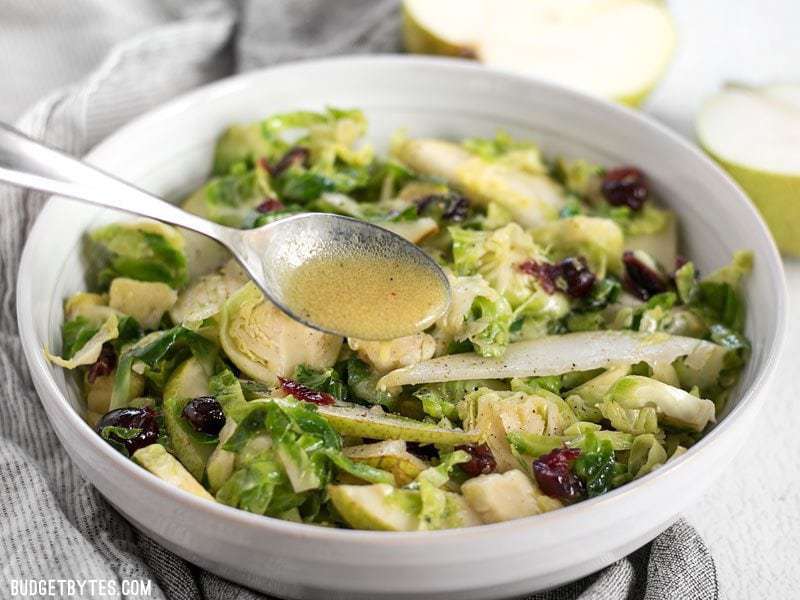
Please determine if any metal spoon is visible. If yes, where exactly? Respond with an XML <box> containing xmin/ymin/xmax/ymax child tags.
<box><xmin>0</xmin><ymin>122</ymin><xmax>450</xmax><ymax>337</ymax></box>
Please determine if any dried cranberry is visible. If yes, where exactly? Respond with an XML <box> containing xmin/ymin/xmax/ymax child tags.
<box><xmin>519</xmin><ymin>257</ymin><xmax>595</xmax><ymax>298</ymax></box>
<box><xmin>456</xmin><ymin>443</ymin><xmax>497</xmax><ymax>477</ymax></box>
<box><xmin>622</xmin><ymin>251</ymin><xmax>667</xmax><ymax>300</ymax></box>
<box><xmin>416</xmin><ymin>194</ymin><xmax>470</xmax><ymax>222</ymax></box>
<box><xmin>415</xmin><ymin>194</ymin><xmax>444</xmax><ymax>214</ymax></box>
<box><xmin>532</xmin><ymin>447</ymin><xmax>584</xmax><ymax>503</ymax></box>
<box><xmin>518</xmin><ymin>260</ymin><xmax>559</xmax><ymax>294</ymax></box>
<box><xmin>601</xmin><ymin>167</ymin><xmax>649</xmax><ymax>211</ymax></box>
<box><xmin>442</xmin><ymin>195</ymin><xmax>469</xmax><ymax>222</ymax></box>
<box><xmin>96</xmin><ymin>406</ymin><xmax>159</xmax><ymax>456</ymax></box>
<box><xmin>182</xmin><ymin>396</ymin><xmax>225</xmax><ymax>436</ymax></box>
<box><xmin>558</xmin><ymin>257</ymin><xmax>596</xmax><ymax>299</ymax></box>
<box><xmin>406</xmin><ymin>442</ymin><xmax>439</xmax><ymax>461</ymax></box>
<box><xmin>87</xmin><ymin>343</ymin><xmax>116</xmax><ymax>384</ymax></box>
<box><xmin>256</xmin><ymin>197</ymin><xmax>285</xmax><ymax>213</ymax></box>
<box><xmin>269</xmin><ymin>146</ymin><xmax>310</xmax><ymax>177</ymax></box>
<box><xmin>278</xmin><ymin>377</ymin><xmax>336</xmax><ymax>406</ymax></box>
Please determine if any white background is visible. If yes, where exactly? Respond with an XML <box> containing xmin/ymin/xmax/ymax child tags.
<box><xmin>1</xmin><ymin>1</ymin><xmax>798</xmax><ymax>598</ymax></box>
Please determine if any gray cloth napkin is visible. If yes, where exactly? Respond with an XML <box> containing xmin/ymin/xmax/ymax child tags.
<box><xmin>0</xmin><ymin>1</ymin><xmax>718</xmax><ymax>599</ymax></box>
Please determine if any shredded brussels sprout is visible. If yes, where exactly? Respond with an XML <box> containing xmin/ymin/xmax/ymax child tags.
<box><xmin>47</xmin><ymin>107</ymin><xmax>753</xmax><ymax>530</ymax></box>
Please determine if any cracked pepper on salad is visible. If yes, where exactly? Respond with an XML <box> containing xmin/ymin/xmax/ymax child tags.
<box><xmin>46</xmin><ymin>107</ymin><xmax>753</xmax><ymax>530</ymax></box>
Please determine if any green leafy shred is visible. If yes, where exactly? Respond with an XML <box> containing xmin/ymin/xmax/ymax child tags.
<box><xmin>99</xmin><ymin>425</ymin><xmax>142</xmax><ymax>457</ymax></box>
<box><xmin>344</xmin><ymin>357</ymin><xmax>394</xmax><ymax>407</ymax></box>
<box><xmin>61</xmin><ymin>317</ymin><xmax>99</xmax><ymax>360</ymax></box>
<box><xmin>218</xmin><ymin>398</ymin><xmax>392</xmax><ymax>519</ymax></box>
<box><xmin>110</xmin><ymin>326</ymin><xmax>217</xmax><ymax>410</ymax></box>
<box><xmin>572</xmin><ymin>432</ymin><xmax>622</xmax><ymax>498</ymax></box>
<box><xmin>89</xmin><ymin>222</ymin><xmax>187</xmax><ymax>289</ymax></box>
<box><xmin>293</xmin><ymin>364</ymin><xmax>348</xmax><ymax>402</ymax></box>
<box><xmin>53</xmin><ymin>110</ymin><xmax>759</xmax><ymax>529</ymax></box>
<box><xmin>209</xmin><ymin>368</ymin><xmax>247</xmax><ymax>413</ymax></box>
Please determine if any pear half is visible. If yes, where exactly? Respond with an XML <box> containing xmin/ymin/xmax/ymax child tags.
<box><xmin>697</xmin><ymin>84</ymin><xmax>800</xmax><ymax>256</ymax></box>
<box><xmin>403</xmin><ymin>0</ymin><xmax>676</xmax><ymax>106</ymax></box>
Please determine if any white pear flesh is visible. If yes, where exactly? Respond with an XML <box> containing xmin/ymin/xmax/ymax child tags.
<box><xmin>403</xmin><ymin>0</ymin><xmax>676</xmax><ymax>105</ymax></box>
<box><xmin>403</xmin><ymin>0</ymin><xmax>484</xmax><ymax>56</ymax></box>
<box><xmin>697</xmin><ymin>84</ymin><xmax>800</xmax><ymax>256</ymax></box>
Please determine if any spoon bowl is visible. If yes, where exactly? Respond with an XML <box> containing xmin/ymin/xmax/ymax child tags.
<box><xmin>0</xmin><ymin>122</ymin><xmax>450</xmax><ymax>338</ymax></box>
<box><xmin>226</xmin><ymin>212</ymin><xmax>451</xmax><ymax>338</ymax></box>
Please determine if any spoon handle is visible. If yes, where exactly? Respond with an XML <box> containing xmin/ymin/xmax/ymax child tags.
<box><xmin>0</xmin><ymin>121</ymin><xmax>221</xmax><ymax>240</ymax></box>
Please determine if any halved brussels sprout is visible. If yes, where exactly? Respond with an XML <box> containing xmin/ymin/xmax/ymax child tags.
<box><xmin>181</xmin><ymin>230</ymin><xmax>232</xmax><ymax>281</ymax></box>
<box><xmin>183</xmin><ymin>168</ymin><xmax>270</xmax><ymax>228</ymax></box>
<box><xmin>219</xmin><ymin>282</ymin><xmax>342</xmax><ymax>384</ymax></box>
<box><xmin>89</xmin><ymin>221</ymin><xmax>187</xmax><ymax>289</ymax></box>
<box><xmin>213</xmin><ymin>123</ymin><xmax>276</xmax><ymax>175</ymax></box>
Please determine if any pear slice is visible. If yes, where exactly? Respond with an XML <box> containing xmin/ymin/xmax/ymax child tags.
<box><xmin>461</xmin><ymin>469</ymin><xmax>560</xmax><ymax>523</ymax></box>
<box><xmin>403</xmin><ymin>0</ymin><xmax>676</xmax><ymax>106</ymax></box>
<box><xmin>133</xmin><ymin>444</ymin><xmax>214</xmax><ymax>501</ymax></box>
<box><xmin>343</xmin><ymin>440</ymin><xmax>428</xmax><ymax>486</ymax></box>
<box><xmin>317</xmin><ymin>404</ymin><xmax>479</xmax><ymax>445</ymax></box>
<box><xmin>162</xmin><ymin>358</ymin><xmax>214</xmax><ymax>481</ymax></box>
<box><xmin>328</xmin><ymin>484</ymin><xmax>422</xmax><ymax>531</ymax></box>
<box><xmin>328</xmin><ymin>484</ymin><xmax>481</xmax><ymax>531</ymax></box>
<box><xmin>697</xmin><ymin>84</ymin><xmax>800</xmax><ymax>256</ymax></box>
<box><xmin>205</xmin><ymin>417</ymin><xmax>238</xmax><ymax>493</ymax></box>
<box><xmin>403</xmin><ymin>0</ymin><xmax>483</xmax><ymax>57</ymax></box>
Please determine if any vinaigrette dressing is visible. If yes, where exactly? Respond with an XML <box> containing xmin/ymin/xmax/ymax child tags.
<box><xmin>282</xmin><ymin>252</ymin><xmax>448</xmax><ymax>340</ymax></box>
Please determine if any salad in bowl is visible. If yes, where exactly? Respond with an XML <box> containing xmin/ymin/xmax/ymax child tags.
<box><xmin>45</xmin><ymin>107</ymin><xmax>752</xmax><ymax>531</ymax></box>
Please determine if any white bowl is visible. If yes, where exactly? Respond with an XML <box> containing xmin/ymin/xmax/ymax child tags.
<box><xmin>17</xmin><ymin>56</ymin><xmax>787</xmax><ymax>599</ymax></box>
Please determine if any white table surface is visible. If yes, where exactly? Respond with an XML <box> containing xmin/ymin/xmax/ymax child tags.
<box><xmin>2</xmin><ymin>1</ymin><xmax>798</xmax><ymax>598</ymax></box>
<box><xmin>646</xmin><ymin>3</ymin><xmax>800</xmax><ymax>598</ymax></box>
